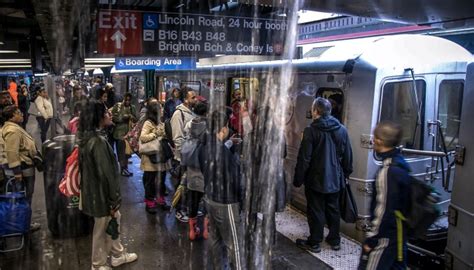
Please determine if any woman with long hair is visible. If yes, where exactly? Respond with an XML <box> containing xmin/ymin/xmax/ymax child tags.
<box><xmin>139</xmin><ymin>99</ymin><xmax>171</xmax><ymax>213</ymax></box>
<box><xmin>78</xmin><ymin>100</ymin><xmax>137</xmax><ymax>270</ymax></box>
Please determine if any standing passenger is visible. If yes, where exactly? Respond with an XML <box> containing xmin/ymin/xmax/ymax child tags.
<box><xmin>163</xmin><ymin>88</ymin><xmax>182</xmax><ymax>120</ymax></box>
<box><xmin>8</xmin><ymin>78</ymin><xmax>18</xmax><ymax>106</ymax></box>
<box><xmin>293</xmin><ymin>97</ymin><xmax>353</xmax><ymax>252</ymax></box>
<box><xmin>112</xmin><ymin>93</ymin><xmax>136</xmax><ymax>177</ymax></box>
<box><xmin>17</xmin><ymin>84</ymin><xmax>30</xmax><ymax>129</ymax></box>
<box><xmin>358</xmin><ymin>122</ymin><xmax>410</xmax><ymax>270</ymax></box>
<box><xmin>201</xmin><ymin>111</ymin><xmax>244</xmax><ymax>270</ymax></box>
<box><xmin>171</xmin><ymin>87</ymin><xmax>197</xmax><ymax>222</ymax></box>
<box><xmin>1</xmin><ymin>105</ymin><xmax>41</xmax><ymax>231</ymax></box>
<box><xmin>183</xmin><ymin>101</ymin><xmax>208</xmax><ymax>240</ymax></box>
<box><xmin>139</xmin><ymin>100</ymin><xmax>171</xmax><ymax>213</ymax></box>
<box><xmin>78</xmin><ymin>100</ymin><xmax>138</xmax><ymax>270</ymax></box>
<box><xmin>34</xmin><ymin>88</ymin><xmax>53</xmax><ymax>142</ymax></box>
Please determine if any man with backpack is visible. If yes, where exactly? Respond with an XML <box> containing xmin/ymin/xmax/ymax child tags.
<box><xmin>169</xmin><ymin>87</ymin><xmax>197</xmax><ymax>222</ymax></box>
<box><xmin>358</xmin><ymin>121</ymin><xmax>411</xmax><ymax>270</ymax></box>
<box><xmin>293</xmin><ymin>97</ymin><xmax>353</xmax><ymax>253</ymax></box>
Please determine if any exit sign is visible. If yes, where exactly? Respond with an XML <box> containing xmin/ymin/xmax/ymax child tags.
<box><xmin>97</xmin><ymin>10</ymin><xmax>142</xmax><ymax>55</ymax></box>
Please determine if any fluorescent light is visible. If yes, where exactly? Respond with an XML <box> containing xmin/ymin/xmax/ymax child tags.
<box><xmin>84</xmin><ymin>58</ymin><xmax>115</xmax><ymax>63</ymax></box>
<box><xmin>0</xmin><ymin>50</ymin><xmax>19</xmax><ymax>53</ymax></box>
<box><xmin>0</xmin><ymin>41</ymin><xmax>4</xmax><ymax>45</ymax></box>
<box><xmin>0</xmin><ymin>59</ymin><xmax>31</xmax><ymax>63</ymax></box>
<box><xmin>0</xmin><ymin>65</ymin><xmax>31</xmax><ymax>68</ymax></box>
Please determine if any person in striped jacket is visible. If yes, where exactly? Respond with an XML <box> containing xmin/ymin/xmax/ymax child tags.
<box><xmin>359</xmin><ymin>122</ymin><xmax>411</xmax><ymax>270</ymax></box>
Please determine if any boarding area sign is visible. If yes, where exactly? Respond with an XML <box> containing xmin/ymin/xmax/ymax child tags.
<box><xmin>115</xmin><ymin>57</ymin><xmax>196</xmax><ymax>70</ymax></box>
<box><xmin>97</xmin><ymin>9</ymin><xmax>287</xmax><ymax>56</ymax></box>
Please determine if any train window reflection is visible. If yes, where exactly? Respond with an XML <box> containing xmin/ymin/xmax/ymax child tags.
<box><xmin>380</xmin><ymin>80</ymin><xmax>426</xmax><ymax>150</ymax></box>
<box><xmin>438</xmin><ymin>80</ymin><xmax>464</xmax><ymax>151</ymax></box>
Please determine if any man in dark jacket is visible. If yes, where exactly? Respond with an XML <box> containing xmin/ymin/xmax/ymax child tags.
<box><xmin>201</xmin><ymin>110</ymin><xmax>244</xmax><ymax>270</ymax></box>
<box><xmin>293</xmin><ymin>97</ymin><xmax>353</xmax><ymax>253</ymax></box>
<box><xmin>358</xmin><ymin>121</ymin><xmax>410</xmax><ymax>270</ymax></box>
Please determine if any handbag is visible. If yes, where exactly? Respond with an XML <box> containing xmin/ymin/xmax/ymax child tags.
<box><xmin>339</xmin><ymin>180</ymin><xmax>358</xmax><ymax>223</ymax></box>
<box><xmin>138</xmin><ymin>138</ymin><xmax>162</xmax><ymax>155</ymax></box>
<box><xmin>161</xmin><ymin>138</ymin><xmax>174</xmax><ymax>161</ymax></box>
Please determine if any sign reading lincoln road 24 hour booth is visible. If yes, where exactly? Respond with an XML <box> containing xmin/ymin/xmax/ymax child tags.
<box><xmin>97</xmin><ymin>9</ymin><xmax>287</xmax><ymax>57</ymax></box>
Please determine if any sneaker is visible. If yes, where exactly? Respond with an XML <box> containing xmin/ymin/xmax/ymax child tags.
<box><xmin>121</xmin><ymin>168</ymin><xmax>133</xmax><ymax>177</ymax></box>
<box><xmin>30</xmin><ymin>222</ymin><xmax>41</xmax><ymax>232</ymax></box>
<box><xmin>175</xmin><ymin>210</ymin><xmax>189</xmax><ymax>223</ymax></box>
<box><xmin>111</xmin><ymin>252</ymin><xmax>138</xmax><ymax>267</ymax></box>
<box><xmin>91</xmin><ymin>265</ymin><xmax>112</xmax><ymax>270</ymax></box>
<box><xmin>296</xmin><ymin>239</ymin><xmax>321</xmax><ymax>253</ymax></box>
<box><xmin>145</xmin><ymin>199</ymin><xmax>158</xmax><ymax>214</ymax></box>
<box><xmin>197</xmin><ymin>210</ymin><xmax>204</xmax><ymax>217</ymax></box>
<box><xmin>331</xmin><ymin>244</ymin><xmax>341</xmax><ymax>251</ymax></box>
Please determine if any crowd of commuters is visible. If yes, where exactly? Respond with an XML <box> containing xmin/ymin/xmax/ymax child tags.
<box><xmin>0</xmin><ymin>76</ymin><xmax>411</xmax><ymax>269</ymax></box>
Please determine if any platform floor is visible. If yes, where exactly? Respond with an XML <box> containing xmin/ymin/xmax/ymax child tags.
<box><xmin>0</xmin><ymin>116</ymin><xmax>361</xmax><ymax>270</ymax></box>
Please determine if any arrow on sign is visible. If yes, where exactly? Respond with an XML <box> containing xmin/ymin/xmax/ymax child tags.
<box><xmin>111</xmin><ymin>30</ymin><xmax>126</xmax><ymax>49</ymax></box>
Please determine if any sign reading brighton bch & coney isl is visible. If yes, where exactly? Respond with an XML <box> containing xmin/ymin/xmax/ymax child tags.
<box><xmin>98</xmin><ymin>9</ymin><xmax>287</xmax><ymax>56</ymax></box>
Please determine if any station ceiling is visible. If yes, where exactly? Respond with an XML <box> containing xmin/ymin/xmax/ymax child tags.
<box><xmin>1</xmin><ymin>0</ymin><xmax>473</xmax><ymax>74</ymax></box>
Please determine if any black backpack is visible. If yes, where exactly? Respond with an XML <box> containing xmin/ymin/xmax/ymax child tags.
<box><xmin>405</xmin><ymin>177</ymin><xmax>441</xmax><ymax>238</ymax></box>
<box><xmin>392</xmin><ymin>163</ymin><xmax>441</xmax><ymax>238</ymax></box>
<box><xmin>164</xmin><ymin>109</ymin><xmax>185</xmax><ymax>147</ymax></box>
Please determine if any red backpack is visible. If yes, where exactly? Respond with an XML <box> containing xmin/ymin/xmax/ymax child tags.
<box><xmin>59</xmin><ymin>147</ymin><xmax>80</xmax><ymax>197</ymax></box>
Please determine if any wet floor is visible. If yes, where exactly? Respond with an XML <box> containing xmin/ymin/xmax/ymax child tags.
<box><xmin>0</xmin><ymin>116</ymin><xmax>331</xmax><ymax>270</ymax></box>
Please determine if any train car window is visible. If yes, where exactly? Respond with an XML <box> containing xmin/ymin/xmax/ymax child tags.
<box><xmin>229</xmin><ymin>77</ymin><xmax>259</xmax><ymax>105</ymax></box>
<box><xmin>437</xmin><ymin>80</ymin><xmax>464</xmax><ymax>151</ymax></box>
<box><xmin>380</xmin><ymin>80</ymin><xmax>426</xmax><ymax>150</ymax></box>
<box><xmin>316</xmin><ymin>88</ymin><xmax>344</xmax><ymax>123</ymax></box>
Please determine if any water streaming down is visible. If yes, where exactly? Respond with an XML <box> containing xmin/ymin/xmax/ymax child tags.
<box><xmin>239</xmin><ymin>1</ymin><xmax>303</xmax><ymax>269</ymax></box>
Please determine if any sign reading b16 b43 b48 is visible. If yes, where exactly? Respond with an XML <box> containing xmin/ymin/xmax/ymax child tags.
<box><xmin>97</xmin><ymin>10</ymin><xmax>142</xmax><ymax>55</ymax></box>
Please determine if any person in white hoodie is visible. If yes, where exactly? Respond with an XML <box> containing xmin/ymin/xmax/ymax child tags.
<box><xmin>34</xmin><ymin>88</ymin><xmax>53</xmax><ymax>142</ymax></box>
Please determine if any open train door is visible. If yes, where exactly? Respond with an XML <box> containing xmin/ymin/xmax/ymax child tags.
<box><xmin>445</xmin><ymin>62</ymin><xmax>474</xmax><ymax>270</ymax></box>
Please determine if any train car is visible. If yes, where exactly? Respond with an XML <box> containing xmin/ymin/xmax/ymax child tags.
<box><xmin>156</xmin><ymin>34</ymin><xmax>472</xmax><ymax>266</ymax></box>
<box><xmin>445</xmin><ymin>60</ymin><xmax>474</xmax><ymax>270</ymax></box>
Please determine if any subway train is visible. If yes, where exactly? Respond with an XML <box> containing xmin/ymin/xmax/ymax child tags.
<box><xmin>156</xmin><ymin>34</ymin><xmax>473</xmax><ymax>267</ymax></box>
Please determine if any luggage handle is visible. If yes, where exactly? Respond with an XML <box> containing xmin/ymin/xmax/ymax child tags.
<box><xmin>5</xmin><ymin>177</ymin><xmax>27</xmax><ymax>195</ymax></box>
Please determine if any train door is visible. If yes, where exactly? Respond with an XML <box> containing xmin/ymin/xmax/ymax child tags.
<box><xmin>316</xmin><ymin>88</ymin><xmax>344</xmax><ymax>123</ymax></box>
<box><xmin>228</xmin><ymin>77</ymin><xmax>259</xmax><ymax>106</ymax></box>
<box><xmin>433</xmin><ymin>74</ymin><xmax>465</xmax><ymax>204</ymax></box>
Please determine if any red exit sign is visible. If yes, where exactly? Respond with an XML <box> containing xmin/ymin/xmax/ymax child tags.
<box><xmin>97</xmin><ymin>10</ymin><xmax>142</xmax><ymax>55</ymax></box>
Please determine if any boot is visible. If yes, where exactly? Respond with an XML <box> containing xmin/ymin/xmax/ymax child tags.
<box><xmin>202</xmin><ymin>216</ymin><xmax>209</xmax><ymax>240</ymax></box>
<box><xmin>188</xmin><ymin>217</ymin><xmax>200</xmax><ymax>241</ymax></box>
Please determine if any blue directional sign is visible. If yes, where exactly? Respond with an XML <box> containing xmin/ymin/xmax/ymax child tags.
<box><xmin>143</xmin><ymin>13</ymin><xmax>158</xmax><ymax>29</ymax></box>
<box><xmin>115</xmin><ymin>57</ymin><xmax>196</xmax><ymax>70</ymax></box>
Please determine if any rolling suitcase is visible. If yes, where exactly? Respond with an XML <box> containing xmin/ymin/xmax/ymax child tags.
<box><xmin>0</xmin><ymin>178</ymin><xmax>31</xmax><ymax>252</ymax></box>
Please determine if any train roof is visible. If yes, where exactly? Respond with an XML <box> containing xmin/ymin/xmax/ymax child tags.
<box><xmin>196</xmin><ymin>34</ymin><xmax>472</xmax><ymax>73</ymax></box>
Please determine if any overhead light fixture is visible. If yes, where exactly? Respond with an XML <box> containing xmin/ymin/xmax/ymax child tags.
<box><xmin>210</xmin><ymin>1</ymin><xmax>239</xmax><ymax>12</ymax></box>
<box><xmin>0</xmin><ymin>41</ymin><xmax>19</xmax><ymax>54</ymax></box>
<box><xmin>0</xmin><ymin>25</ymin><xmax>4</xmax><ymax>45</ymax></box>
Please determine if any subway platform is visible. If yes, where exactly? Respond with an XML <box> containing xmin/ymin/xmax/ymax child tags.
<box><xmin>0</xmin><ymin>117</ymin><xmax>361</xmax><ymax>270</ymax></box>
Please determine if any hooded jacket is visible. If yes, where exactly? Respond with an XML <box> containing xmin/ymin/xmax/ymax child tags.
<box><xmin>184</xmin><ymin>116</ymin><xmax>207</xmax><ymax>192</ymax></box>
<box><xmin>171</xmin><ymin>103</ymin><xmax>195</xmax><ymax>161</ymax></box>
<box><xmin>78</xmin><ymin>131</ymin><xmax>121</xmax><ymax>217</ymax></box>
<box><xmin>293</xmin><ymin>115</ymin><xmax>353</xmax><ymax>193</ymax></box>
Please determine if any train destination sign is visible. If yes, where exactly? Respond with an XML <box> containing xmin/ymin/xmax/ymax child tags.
<box><xmin>98</xmin><ymin>9</ymin><xmax>287</xmax><ymax>56</ymax></box>
<box><xmin>115</xmin><ymin>57</ymin><xmax>196</xmax><ymax>70</ymax></box>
